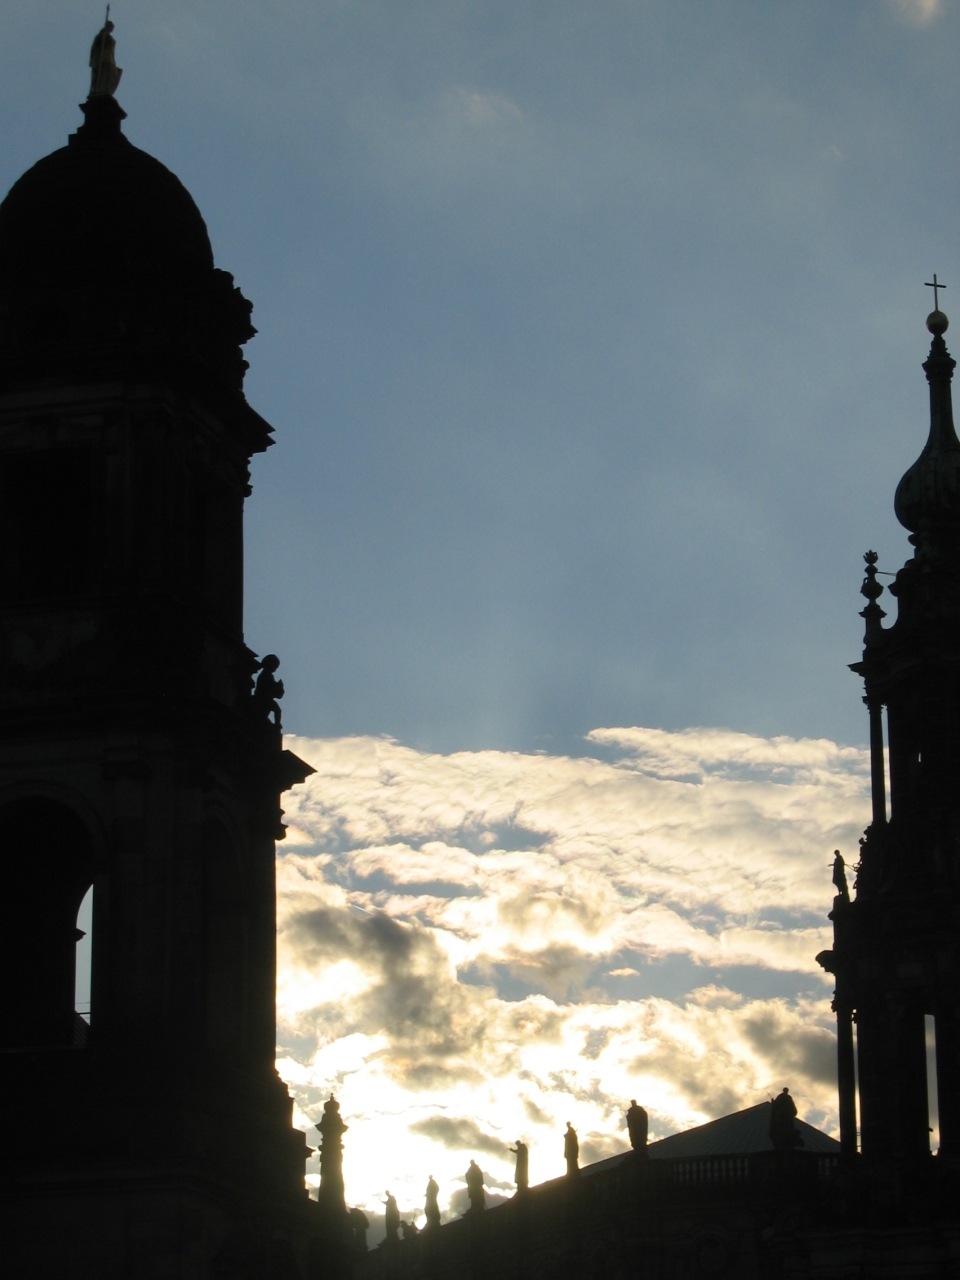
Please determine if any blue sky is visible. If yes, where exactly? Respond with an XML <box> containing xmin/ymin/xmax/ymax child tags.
<box><xmin>1</xmin><ymin>0</ymin><xmax>951</xmax><ymax>755</ymax></box>
<box><xmin>9</xmin><ymin>1</ymin><xmax>950</xmax><ymax>1226</ymax></box>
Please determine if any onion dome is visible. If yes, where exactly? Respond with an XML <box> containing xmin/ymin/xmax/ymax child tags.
<box><xmin>0</xmin><ymin>92</ymin><xmax>265</xmax><ymax>442</ymax></box>
<box><xmin>894</xmin><ymin>310</ymin><xmax>960</xmax><ymax>536</ymax></box>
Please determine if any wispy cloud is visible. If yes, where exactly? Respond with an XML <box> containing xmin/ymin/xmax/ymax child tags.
<box><xmin>274</xmin><ymin>725</ymin><xmax>865</xmax><ymax>1226</ymax></box>
<box><xmin>890</xmin><ymin>0</ymin><xmax>944</xmax><ymax>27</ymax></box>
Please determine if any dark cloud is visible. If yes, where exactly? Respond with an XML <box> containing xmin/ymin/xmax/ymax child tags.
<box><xmin>470</xmin><ymin>944</ymin><xmax>599</xmax><ymax>1002</ymax></box>
<box><xmin>741</xmin><ymin>1009</ymin><xmax>836</xmax><ymax>1087</ymax></box>
<box><xmin>447</xmin><ymin>1188</ymin><xmax>511</xmax><ymax>1218</ymax></box>
<box><xmin>579</xmin><ymin>1132</ymin><xmax>630</xmax><ymax>1166</ymax></box>
<box><xmin>285</xmin><ymin>906</ymin><xmax>494</xmax><ymax>1087</ymax></box>
<box><xmin>409</xmin><ymin>1115</ymin><xmax>511</xmax><ymax>1160</ymax></box>
<box><xmin>522</xmin><ymin>1096</ymin><xmax>553</xmax><ymax>1126</ymax></box>
<box><xmin>629</xmin><ymin>1042</ymin><xmax>742</xmax><ymax>1121</ymax></box>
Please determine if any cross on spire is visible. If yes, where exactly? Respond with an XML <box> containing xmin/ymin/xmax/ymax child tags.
<box><xmin>926</xmin><ymin>273</ymin><xmax>947</xmax><ymax>311</ymax></box>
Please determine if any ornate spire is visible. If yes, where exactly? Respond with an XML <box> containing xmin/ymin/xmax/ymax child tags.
<box><xmin>894</xmin><ymin>304</ymin><xmax>960</xmax><ymax>536</ymax></box>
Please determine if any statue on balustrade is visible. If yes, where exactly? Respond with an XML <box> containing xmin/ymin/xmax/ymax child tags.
<box><xmin>424</xmin><ymin>1175</ymin><xmax>441</xmax><ymax>1229</ymax></box>
<box><xmin>626</xmin><ymin>1100</ymin><xmax>648</xmax><ymax>1155</ymax></box>
<box><xmin>383</xmin><ymin>1193</ymin><xmax>400</xmax><ymax>1244</ymax></box>
<box><xmin>769</xmin><ymin>1087</ymin><xmax>802</xmax><ymax>1150</ymax></box>
<box><xmin>564</xmin><ymin>1122</ymin><xmax>579</xmax><ymax>1175</ymax></box>
<box><xmin>510</xmin><ymin>1140</ymin><xmax>529</xmax><ymax>1192</ymax></box>
<box><xmin>465</xmin><ymin>1160</ymin><xmax>485</xmax><ymax>1211</ymax></box>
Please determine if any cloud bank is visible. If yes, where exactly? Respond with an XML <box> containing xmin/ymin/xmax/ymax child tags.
<box><xmin>274</xmin><ymin>725</ymin><xmax>867</xmax><ymax>1228</ymax></box>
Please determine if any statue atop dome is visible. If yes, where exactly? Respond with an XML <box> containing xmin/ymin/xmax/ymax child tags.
<box><xmin>89</xmin><ymin>10</ymin><xmax>122</xmax><ymax>99</ymax></box>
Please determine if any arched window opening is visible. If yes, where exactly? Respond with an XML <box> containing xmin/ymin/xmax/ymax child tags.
<box><xmin>0</xmin><ymin>798</ymin><xmax>95</xmax><ymax>1049</ymax></box>
<box><xmin>74</xmin><ymin>884</ymin><xmax>93</xmax><ymax>1042</ymax></box>
<box><xmin>202</xmin><ymin>818</ymin><xmax>249</xmax><ymax>1054</ymax></box>
<box><xmin>926</xmin><ymin>1014</ymin><xmax>940</xmax><ymax>1152</ymax></box>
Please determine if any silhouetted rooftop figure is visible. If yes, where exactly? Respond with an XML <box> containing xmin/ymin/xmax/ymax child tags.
<box><xmin>424</xmin><ymin>1176</ymin><xmax>441</xmax><ymax>1229</ymax></box>
<box><xmin>626</xmin><ymin>1100</ymin><xmax>649</xmax><ymax>1155</ymax></box>
<box><xmin>252</xmin><ymin>654</ymin><xmax>284</xmax><ymax>729</ymax></box>
<box><xmin>832</xmin><ymin>851</ymin><xmax>850</xmax><ymax>904</ymax></box>
<box><xmin>401</xmin><ymin>1220</ymin><xmax>419</xmax><ymax>1239</ymax></box>
<box><xmin>769</xmin><ymin>1088</ymin><xmax>802</xmax><ymax>1150</ymax></box>
<box><xmin>465</xmin><ymin>1160</ymin><xmax>485</xmax><ymax>1211</ymax></box>
<box><xmin>317</xmin><ymin>1095</ymin><xmax>347</xmax><ymax>1213</ymax></box>
<box><xmin>510</xmin><ymin>1140</ymin><xmax>529</xmax><ymax>1192</ymax></box>
<box><xmin>348</xmin><ymin>1207</ymin><xmax>369</xmax><ymax>1252</ymax></box>
<box><xmin>383</xmin><ymin>1193</ymin><xmax>400</xmax><ymax>1244</ymax></box>
<box><xmin>564</xmin><ymin>1122</ymin><xmax>579</xmax><ymax>1175</ymax></box>
<box><xmin>89</xmin><ymin>12</ymin><xmax>122</xmax><ymax>99</ymax></box>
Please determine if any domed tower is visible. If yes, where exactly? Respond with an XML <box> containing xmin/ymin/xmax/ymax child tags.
<box><xmin>0</xmin><ymin>28</ymin><xmax>319</xmax><ymax>1277</ymax></box>
<box><xmin>820</xmin><ymin>298</ymin><xmax>960</xmax><ymax>1170</ymax></box>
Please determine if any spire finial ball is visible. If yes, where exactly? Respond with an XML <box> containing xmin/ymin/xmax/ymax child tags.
<box><xmin>927</xmin><ymin>309</ymin><xmax>949</xmax><ymax>336</ymax></box>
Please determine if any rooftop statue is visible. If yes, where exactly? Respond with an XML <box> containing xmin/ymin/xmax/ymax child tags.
<box><xmin>424</xmin><ymin>1176</ymin><xmax>441</xmax><ymax>1229</ymax></box>
<box><xmin>769</xmin><ymin>1087</ymin><xmax>802</xmax><ymax>1150</ymax></box>
<box><xmin>564</xmin><ymin>1122</ymin><xmax>579</xmax><ymax>1175</ymax></box>
<box><xmin>832</xmin><ymin>851</ymin><xmax>850</xmax><ymax>904</ymax></box>
<box><xmin>89</xmin><ymin>12</ymin><xmax>122</xmax><ymax>99</ymax></box>
<box><xmin>510</xmin><ymin>1140</ymin><xmax>529</xmax><ymax>1192</ymax></box>
<box><xmin>465</xmin><ymin>1159</ymin><xmax>485</xmax><ymax>1211</ymax></box>
<box><xmin>626</xmin><ymin>1100</ymin><xmax>649</xmax><ymax>1155</ymax></box>
<box><xmin>383</xmin><ymin>1193</ymin><xmax>400</xmax><ymax>1244</ymax></box>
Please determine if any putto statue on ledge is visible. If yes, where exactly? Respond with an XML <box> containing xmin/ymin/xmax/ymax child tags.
<box><xmin>252</xmin><ymin>653</ymin><xmax>285</xmax><ymax>729</ymax></box>
<box><xmin>89</xmin><ymin>9</ymin><xmax>122</xmax><ymax>98</ymax></box>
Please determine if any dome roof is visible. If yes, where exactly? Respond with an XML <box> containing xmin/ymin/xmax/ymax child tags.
<box><xmin>0</xmin><ymin>98</ymin><xmax>214</xmax><ymax>298</ymax></box>
<box><xmin>0</xmin><ymin>96</ymin><xmax>261</xmax><ymax>435</ymax></box>
<box><xmin>894</xmin><ymin>329</ymin><xmax>960</xmax><ymax>536</ymax></box>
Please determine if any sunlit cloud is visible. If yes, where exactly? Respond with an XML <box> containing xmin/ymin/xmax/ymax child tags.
<box><xmin>274</xmin><ymin>725</ymin><xmax>867</xmax><ymax>1229</ymax></box>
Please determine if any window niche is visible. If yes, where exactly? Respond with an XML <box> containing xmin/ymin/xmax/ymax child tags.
<box><xmin>0</xmin><ymin>798</ymin><xmax>95</xmax><ymax>1049</ymax></box>
<box><xmin>0</xmin><ymin>447</ymin><xmax>94</xmax><ymax>602</ymax></box>
<box><xmin>202</xmin><ymin>817</ymin><xmax>250</xmax><ymax>1055</ymax></box>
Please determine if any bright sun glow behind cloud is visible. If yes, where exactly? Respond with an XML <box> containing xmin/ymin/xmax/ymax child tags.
<box><xmin>274</xmin><ymin>725</ymin><xmax>868</xmax><ymax>1233</ymax></box>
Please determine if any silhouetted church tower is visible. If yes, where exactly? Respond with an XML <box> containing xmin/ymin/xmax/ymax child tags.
<box><xmin>822</xmin><ymin>298</ymin><xmax>960</xmax><ymax>1170</ymax></box>
<box><xmin>0</xmin><ymin>29</ymin><xmax>321</xmax><ymax>1278</ymax></box>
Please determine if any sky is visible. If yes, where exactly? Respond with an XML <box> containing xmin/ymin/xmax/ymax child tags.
<box><xmin>11</xmin><ymin>0</ymin><xmax>953</xmax><ymax>1233</ymax></box>
<box><xmin>277</xmin><ymin>725</ymin><xmax>869</xmax><ymax>1229</ymax></box>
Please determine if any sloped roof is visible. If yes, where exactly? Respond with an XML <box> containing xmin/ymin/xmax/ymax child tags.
<box><xmin>580</xmin><ymin>1100</ymin><xmax>839</xmax><ymax>1178</ymax></box>
<box><xmin>646</xmin><ymin>1101</ymin><xmax>840</xmax><ymax>1158</ymax></box>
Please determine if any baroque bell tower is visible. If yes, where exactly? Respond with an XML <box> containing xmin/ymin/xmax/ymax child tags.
<box><xmin>0</xmin><ymin>25</ymin><xmax>319</xmax><ymax>1277</ymax></box>
<box><xmin>820</xmin><ymin>295</ymin><xmax>960</xmax><ymax>1171</ymax></box>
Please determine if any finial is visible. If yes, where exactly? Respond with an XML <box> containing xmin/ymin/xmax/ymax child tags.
<box><xmin>88</xmin><ymin>8</ymin><xmax>123</xmax><ymax>100</ymax></box>
<box><xmin>925</xmin><ymin>274</ymin><xmax>949</xmax><ymax>335</ymax></box>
